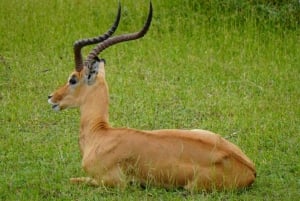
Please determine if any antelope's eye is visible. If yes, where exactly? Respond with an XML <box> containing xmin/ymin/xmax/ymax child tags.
<box><xmin>69</xmin><ymin>76</ymin><xmax>77</xmax><ymax>85</ymax></box>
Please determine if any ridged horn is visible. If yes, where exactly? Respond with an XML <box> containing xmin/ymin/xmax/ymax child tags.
<box><xmin>73</xmin><ymin>2</ymin><xmax>121</xmax><ymax>72</ymax></box>
<box><xmin>85</xmin><ymin>1</ymin><xmax>153</xmax><ymax>65</ymax></box>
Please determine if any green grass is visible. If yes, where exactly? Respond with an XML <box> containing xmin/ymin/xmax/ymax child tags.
<box><xmin>0</xmin><ymin>0</ymin><xmax>299</xmax><ymax>200</ymax></box>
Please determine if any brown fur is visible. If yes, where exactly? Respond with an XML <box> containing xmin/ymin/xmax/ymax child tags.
<box><xmin>48</xmin><ymin>62</ymin><xmax>256</xmax><ymax>191</ymax></box>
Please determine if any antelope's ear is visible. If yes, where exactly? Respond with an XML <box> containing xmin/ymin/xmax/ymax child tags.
<box><xmin>98</xmin><ymin>59</ymin><xmax>106</xmax><ymax>77</ymax></box>
<box><xmin>84</xmin><ymin>59</ymin><xmax>105</xmax><ymax>85</ymax></box>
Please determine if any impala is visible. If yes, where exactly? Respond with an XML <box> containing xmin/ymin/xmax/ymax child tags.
<box><xmin>48</xmin><ymin>2</ymin><xmax>256</xmax><ymax>191</ymax></box>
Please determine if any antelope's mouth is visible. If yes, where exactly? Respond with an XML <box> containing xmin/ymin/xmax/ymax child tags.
<box><xmin>48</xmin><ymin>98</ymin><xmax>60</xmax><ymax>111</ymax></box>
<box><xmin>51</xmin><ymin>104</ymin><xmax>60</xmax><ymax>111</ymax></box>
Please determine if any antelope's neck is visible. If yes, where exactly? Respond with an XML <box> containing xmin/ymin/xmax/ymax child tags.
<box><xmin>79</xmin><ymin>79</ymin><xmax>110</xmax><ymax>137</ymax></box>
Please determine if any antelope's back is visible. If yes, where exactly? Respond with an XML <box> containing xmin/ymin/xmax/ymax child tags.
<box><xmin>145</xmin><ymin>129</ymin><xmax>256</xmax><ymax>188</ymax></box>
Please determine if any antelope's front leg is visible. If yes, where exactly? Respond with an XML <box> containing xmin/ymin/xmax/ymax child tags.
<box><xmin>71</xmin><ymin>166</ymin><xmax>126</xmax><ymax>188</ymax></box>
<box><xmin>70</xmin><ymin>177</ymin><xmax>99</xmax><ymax>186</ymax></box>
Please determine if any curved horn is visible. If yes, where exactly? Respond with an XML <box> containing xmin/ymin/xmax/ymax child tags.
<box><xmin>85</xmin><ymin>1</ymin><xmax>153</xmax><ymax>65</ymax></box>
<box><xmin>74</xmin><ymin>2</ymin><xmax>121</xmax><ymax>72</ymax></box>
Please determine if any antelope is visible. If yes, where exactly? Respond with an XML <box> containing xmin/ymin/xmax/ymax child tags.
<box><xmin>48</xmin><ymin>2</ymin><xmax>256</xmax><ymax>191</ymax></box>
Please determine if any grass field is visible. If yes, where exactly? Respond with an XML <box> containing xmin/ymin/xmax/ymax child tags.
<box><xmin>0</xmin><ymin>0</ymin><xmax>299</xmax><ymax>200</ymax></box>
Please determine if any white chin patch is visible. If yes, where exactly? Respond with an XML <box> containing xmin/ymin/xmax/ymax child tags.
<box><xmin>52</xmin><ymin>104</ymin><xmax>60</xmax><ymax>111</ymax></box>
<box><xmin>48</xmin><ymin>99</ymin><xmax>60</xmax><ymax>111</ymax></box>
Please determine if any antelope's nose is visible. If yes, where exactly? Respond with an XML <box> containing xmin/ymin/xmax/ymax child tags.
<box><xmin>48</xmin><ymin>95</ymin><xmax>52</xmax><ymax>100</ymax></box>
